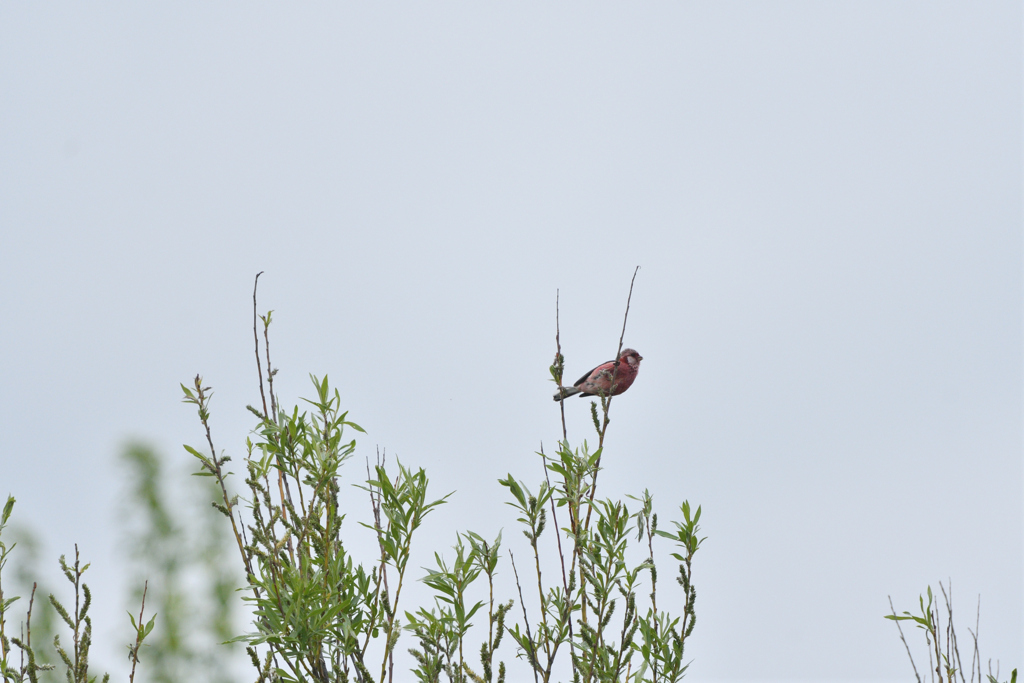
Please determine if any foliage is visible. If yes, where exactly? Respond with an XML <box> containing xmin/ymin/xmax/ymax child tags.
<box><xmin>500</xmin><ymin>443</ymin><xmax>703</xmax><ymax>683</ymax></box>
<box><xmin>2</xmin><ymin>277</ymin><xmax>1018</xmax><ymax>683</ymax></box>
<box><xmin>119</xmin><ymin>443</ymin><xmax>242</xmax><ymax>683</ymax></box>
<box><xmin>180</xmin><ymin>275</ymin><xmax>706</xmax><ymax>682</ymax></box>
<box><xmin>1</xmin><ymin>497</ymin><xmax>156</xmax><ymax>683</ymax></box>
<box><xmin>3</xmin><ymin>527</ymin><xmax>59</xmax><ymax>683</ymax></box>
<box><xmin>887</xmin><ymin>583</ymin><xmax>1016</xmax><ymax>683</ymax></box>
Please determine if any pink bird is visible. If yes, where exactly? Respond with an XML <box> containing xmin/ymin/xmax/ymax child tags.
<box><xmin>553</xmin><ymin>348</ymin><xmax>643</xmax><ymax>401</ymax></box>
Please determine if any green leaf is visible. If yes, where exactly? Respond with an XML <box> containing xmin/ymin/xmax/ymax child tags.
<box><xmin>1</xmin><ymin>495</ymin><xmax>14</xmax><ymax>526</ymax></box>
<box><xmin>143</xmin><ymin>614</ymin><xmax>157</xmax><ymax>637</ymax></box>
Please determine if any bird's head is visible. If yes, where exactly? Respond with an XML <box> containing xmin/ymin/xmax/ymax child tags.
<box><xmin>619</xmin><ymin>348</ymin><xmax>643</xmax><ymax>368</ymax></box>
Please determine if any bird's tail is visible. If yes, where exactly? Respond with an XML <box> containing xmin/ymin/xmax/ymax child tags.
<box><xmin>553</xmin><ymin>386</ymin><xmax>582</xmax><ymax>402</ymax></box>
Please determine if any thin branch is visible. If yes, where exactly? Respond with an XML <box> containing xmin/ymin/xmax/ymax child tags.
<box><xmin>509</xmin><ymin>550</ymin><xmax>541</xmax><ymax>683</ymax></box>
<box><xmin>26</xmin><ymin>582</ymin><xmax>36</xmax><ymax>648</ymax></box>
<box><xmin>128</xmin><ymin>581</ymin><xmax>149</xmax><ymax>683</ymax></box>
<box><xmin>364</xmin><ymin>450</ymin><xmax>387</xmax><ymax>593</ymax></box>
<box><xmin>932</xmin><ymin>594</ymin><xmax>942</xmax><ymax>683</ymax></box>
<box><xmin>529</xmin><ymin>503</ymin><xmax>553</xmax><ymax>669</ymax></box>
<box><xmin>191</xmin><ymin>376</ymin><xmax>256</xmax><ymax>584</ymax></box>
<box><xmin>584</xmin><ymin>266</ymin><xmax>640</xmax><ymax>533</ymax></box>
<box><xmin>253</xmin><ymin>271</ymin><xmax>268</xmax><ymax>419</ymax></box>
<box><xmin>73</xmin><ymin>545</ymin><xmax>81</xmax><ymax>668</ymax></box>
<box><xmin>598</xmin><ymin>264</ymin><xmax>640</xmax><ymax>449</ymax></box>
<box><xmin>263</xmin><ymin>311</ymin><xmax>278</xmax><ymax>423</ymax></box>
<box><xmin>556</xmin><ymin>290</ymin><xmax>567</xmax><ymax>443</ymax></box>
<box><xmin>889</xmin><ymin>595</ymin><xmax>923</xmax><ymax>683</ymax></box>
<box><xmin>614</xmin><ymin>266</ymin><xmax>641</xmax><ymax>369</ymax></box>
<box><xmin>256</xmin><ymin>293</ymin><xmax>295</xmax><ymax>561</ymax></box>
<box><xmin>940</xmin><ymin>582</ymin><xmax>966</xmax><ymax>683</ymax></box>
<box><xmin>361</xmin><ymin>448</ymin><xmax>391</xmax><ymax>662</ymax></box>
<box><xmin>971</xmin><ymin>596</ymin><xmax>981</xmax><ymax>683</ymax></box>
<box><xmin>540</xmin><ymin>444</ymin><xmax>572</xmax><ymax>648</ymax></box>
<box><xmin>24</xmin><ymin>582</ymin><xmax>37</xmax><ymax>683</ymax></box>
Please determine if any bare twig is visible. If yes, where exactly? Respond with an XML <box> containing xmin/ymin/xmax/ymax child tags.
<box><xmin>26</xmin><ymin>582</ymin><xmax>36</xmax><ymax>647</ymax></box>
<box><xmin>584</xmin><ymin>266</ymin><xmax>640</xmax><ymax>534</ymax></box>
<box><xmin>614</xmin><ymin>267</ymin><xmax>641</xmax><ymax>370</ymax></box>
<box><xmin>255</xmin><ymin>288</ymin><xmax>295</xmax><ymax>560</ymax></box>
<box><xmin>194</xmin><ymin>377</ymin><xmax>252</xmax><ymax>578</ymax></box>
<box><xmin>540</xmin><ymin>444</ymin><xmax>572</xmax><ymax>649</ymax></box>
<box><xmin>361</xmin><ymin>450</ymin><xmax>390</xmax><ymax>661</ymax></box>
<box><xmin>556</xmin><ymin>290</ymin><xmax>567</xmax><ymax>443</ymax></box>
<box><xmin>23</xmin><ymin>582</ymin><xmax>37</xmax><ymax>682</ymax></box>
<box><xmin>73</xmin><ymin>546</ymin><xmax>81</xmax><ymax>667</ymax></box>
<box><xmin>528</xmin><ymin>499</ymin><xmax>553</xmax><ymax>670</ymax></box>
<box><xmin>367</xmin><ymin>448</ymin><xmax>391</xmax><ymax>598</ymax></box>
<box><xmin>598</xmin><ymin>265</ymin><xmax>640</xmax><ymax>449</ymax></box>
<box><xmin>889</xmin><ymin>595</ymin><xmax>923</xmax><ymax>683</ymax></box>
<box><xmin>940</xmin><ymin>582</ymin><xmax>966</xmax><ymax>683</ymax></box>
<box><xmin>509</xmin><ymin>551</ymin><xmax>541</xmax><ymax>683</ymax></box>
<box><xmin>128</xmin><ymin>581</ymin><xmax>149</xmax><ymax>683</ymax></box>
<box><xmin>932</xmin><ymin>594</ymin><xmax>942</xmax><ymax>683</ymax></box>
<box><xmin>253</xmin><ymin>272</ymin><xmax>269</xmax><ymax>419</ymax></box>
<box><xmin>970</xmin><ymin>596</ymin><xmax>981</xmax><ymax>683</ymax></box>
<box><xmin>263</xmin><ymin>313</ymin><xmax>278</xmax><ymax>423</ymax></box>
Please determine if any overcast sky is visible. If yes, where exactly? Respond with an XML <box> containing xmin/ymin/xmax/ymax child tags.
<box><xmin>1</xmin><ymin>3</ymin><xmax>1020</xmax><ymax>681</ymax></box>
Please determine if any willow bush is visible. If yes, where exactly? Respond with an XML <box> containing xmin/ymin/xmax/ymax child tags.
<box><xmin>180</xmin><ymin>276</ymin><xmax>704</xmax><ymax>683</ymax></box>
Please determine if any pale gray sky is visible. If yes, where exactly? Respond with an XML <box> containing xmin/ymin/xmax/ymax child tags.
<box><xmin>1</xmin><ymin>3</ymin><xmax>1020</xmax><ymax>681</ymax></box>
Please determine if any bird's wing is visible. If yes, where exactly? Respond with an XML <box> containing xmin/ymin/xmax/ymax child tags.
<box><xmin>573</xmin><ymin>360</ymin><xmax>614</xmax><ymax>387</ymax></box>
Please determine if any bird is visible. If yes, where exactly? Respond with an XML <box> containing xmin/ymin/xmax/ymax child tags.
<box><xmin>552</xmin><ymin>348</ymin><xmax>643</xmax><ymax>401</ymax></box>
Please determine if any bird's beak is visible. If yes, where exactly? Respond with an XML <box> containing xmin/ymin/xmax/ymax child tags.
<box><xmin>638</xmin><ymin>355</ymin><xmax>643</xmax><ymax>361</ymax></box>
